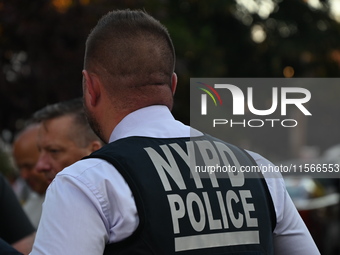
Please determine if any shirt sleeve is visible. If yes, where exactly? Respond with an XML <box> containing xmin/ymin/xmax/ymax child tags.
<box><xmin>29</xmin><ymin>159</ymin><xmax>138</xmax><ymax>255</ymax></box>
<box><xmin>248</xmin><ymin>151</ymin><xmax>320</xmax><ymax>255</ymax></box>
<box><xmin>0</xmin><ymin>174</ymin><xmax>35</xmax><ymax>244</ymax></box>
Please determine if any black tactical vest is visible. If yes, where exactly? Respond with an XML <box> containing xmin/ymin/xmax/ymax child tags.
<box><xmin>85</xmin><ymin>135</ymin><xmax>276</xmax><ymax>255</ymax></box>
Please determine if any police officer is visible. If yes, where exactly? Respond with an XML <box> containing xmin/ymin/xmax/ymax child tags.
<box><xmin>30</xmin><ymin>9</ymin><xmax>320</xmax><ymax>255</ymax></box>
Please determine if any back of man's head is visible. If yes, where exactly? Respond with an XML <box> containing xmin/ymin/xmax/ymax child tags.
<box><xmin>84</xmin><ymin>9</ymin><xmax>176</xmax><ymax>110</ymax></box>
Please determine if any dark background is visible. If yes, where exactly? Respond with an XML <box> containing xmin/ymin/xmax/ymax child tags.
<box><xmin>1</xmin><ymin>0</ymin><xmax>340</xmax><ymax>160</ymax></box>
<box><xmin>0</xmin><ymin>1</ymin><xmax>339</xmax><ymax>254</ymax></box>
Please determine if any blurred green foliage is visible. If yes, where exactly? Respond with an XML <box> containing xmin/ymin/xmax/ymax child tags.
<box><xmin>0</xmin><ymin>0</ymin><xmax>340</xmax><ymax>159</ymax></box>
<box><xmin>0</xmin><ymin>3</ymin><xmax>339</xmax><ymax>254</ymax></box>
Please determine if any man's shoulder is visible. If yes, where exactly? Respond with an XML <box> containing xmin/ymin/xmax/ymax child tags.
<box><xmin>246</xmin><ymin>150</ymin><xmax>273</xmax><ymax>166</ymax></box>
<box><xmin>57</xmin><ymin>157</ymin><xmax>114</xmax><ymax>180</ymax></box>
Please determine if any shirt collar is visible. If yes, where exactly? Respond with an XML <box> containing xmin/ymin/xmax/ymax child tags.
<box><xmin>109</xmin><ymin>105</ymin><xmax>200</xmax><ymax>143</ymax></box>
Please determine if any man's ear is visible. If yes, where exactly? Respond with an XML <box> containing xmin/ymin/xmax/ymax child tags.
<box><xmin>89</xmin><ymin>140</ymin><xmax>103</xmax><ymax>152</ymax></box>
<box><xmin>82</xmin><ymin>70</ymin><xmax>101</xmax><ymax>106</ymax></box>
<box><xmin>171</xmin><ymin>72</ymin><xmax>178</xmax><ymax>96</ymax></box>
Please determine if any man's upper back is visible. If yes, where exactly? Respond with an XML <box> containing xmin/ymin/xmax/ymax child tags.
<box><xmin>89</xmin><ymin>135</ymin><xmax>276</xmax><ymax>254</ymax></box>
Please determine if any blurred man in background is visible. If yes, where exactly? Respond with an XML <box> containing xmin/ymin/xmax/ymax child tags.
<box><xmin>32</xmin><ymin>98</ymin><xmax>102</xmax><ymax>183</ymax></box>
<box><xmin>13</xmin><ymin>123</ymin><xmax>49</xmax><ymax>228</ymax></box>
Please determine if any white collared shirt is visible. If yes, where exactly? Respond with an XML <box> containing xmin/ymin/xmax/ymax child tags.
<box><xmin>30</xmin><ymin>105</ymin><xmax>319</xmax><ymax>255</ymax></box>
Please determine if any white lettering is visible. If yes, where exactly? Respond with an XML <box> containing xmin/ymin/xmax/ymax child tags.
<box><xmin>240</xmin><ymin>190</ymin><xmax>258</xmax><ymax>227</ymax></box>
<box><xmin>213</xmin><ymin>119</ymin><xmax>228</xmax><ymax>127</ymax></box>
<box><xmin>281</xmin><ymin>87</ymin><xmax>312</xmax><ymax>115</ymax></box>
<box><xmin>247</xmin><ymin>119</ymin><xmax>264</xmax><ymax>127</ymax></box>
<box><xmin>214</xmin><ymin>141</ymin><xmax>245</xmax><ymax>187</ymax></box>
<box><xmin>201</xmin><ymin>94</ymin><xmax>207</xmax><ymax>115</ymax></box>
<box><xmin>170</xmin><ymin>142</ymin><xmax>203</xmax><ymax>189</ymax></box>
<box><xmin>144</xmin><ymin>146</ymin><xmax>186</xmax><ymax>191</ymax></box>
<box><xmin>226</xmin><ymin>190</ymin><xmax>244</xmax><ymax>229</ymax></box>
<box><xmin>281</xmin><ymin>119</ymin><xmax>298</xmax><ymax>127</ymax></box>
<box><xmin>216</xmin><ymin>191</ymin><xmax>229</xmax><ymax>229</ymax></box>
<box><xmin>212</xmin><ymin>118</ymin><xmax>299</xmax><ymax>127</ymax></box>
<box><xmin>265</xmin><ymin>118</ymin><xmax>280</xmax><ymax>127</ymax></box>
<box><xmin>168</xmin><ymin>194</ymin><xmax>186</xmax><ymax>234</ymax></box>
<box><xmin>230</xmin><ymin>119</ymin><xmax>246</xmax><ymax>127</ymax></box>
<box><xmin>203</xmin><ymin>192</ymin><xmax>222</xmax><ymax>230</ymax></box>
<box><xmin>195</xmin><ymin>141</ymin><xmax>220</xmax><ymax>188</ymax></box>
<box><xmin>201</xmin><ymin>85</ymin><xmax>312</xmax><ymax>116</ymax></box>
<box><xmin>187</xmin><ymin>192</ymin><xmax>206</xmax><ymax>232</ymax></box>
<box><xmin>214</xmin><ymin>84</ymin><xmax>245</xmax><ymax>115</ymax></box>
<box><xmin>248</xmin><ymin>87</ymin><xmax>278</xmax><ymax>115</ymax></box>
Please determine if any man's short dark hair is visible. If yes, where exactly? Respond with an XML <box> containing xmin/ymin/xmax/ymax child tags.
<box><xmin>33</xmin><ymin>97</ymin><xmax>88</xmax><ymax>123</ymax></box>
<box><xmin>84</xmin><ymin>9</ymin><xmax>175</xmax><ymax>94</ymax></box>
<box><xmin>33</xmin><ymin>98</ymin><xmax>101</xmax><ymax>147</ymax></box>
